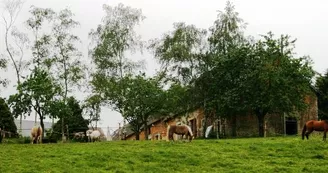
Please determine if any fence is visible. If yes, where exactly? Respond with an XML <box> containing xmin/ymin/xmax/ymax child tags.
<box><xmin>1</xmin><ymin>125</ymin><xmax>120</xmax><ymax>140</ymax></box>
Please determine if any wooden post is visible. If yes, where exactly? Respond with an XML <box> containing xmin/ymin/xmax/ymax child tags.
<box><xmin>283</xmin><ymin>113</ymin><xmax>286</xmax><ymax>136</ymax></box>
<box><xmin>66</xmin><ymin>125</ymin><xmax>69</xmax><ymax>142</ymax></box>
<box><xmin>118</xmin><ymin>123</ymin><xmax>121</xmax><ymax>140</ymax></box>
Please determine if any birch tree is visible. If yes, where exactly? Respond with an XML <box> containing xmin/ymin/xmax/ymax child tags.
<box><xmin>51</xmin><ymin>8</ymin><xmax>85</xmax><ymax>141</ymax></box>
<box><xmin>1</xmin><ymin>0</ymin><xmax>29</xmax><ymax>135</ymax></box>
<box><xmin>89</xmin><ymin>3</ymin><xmax>145</xmax><ymax>139</ymax></box>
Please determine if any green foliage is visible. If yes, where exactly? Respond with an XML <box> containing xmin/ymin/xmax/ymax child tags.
<box><xmin>89</xmin><ymin>3</ymin><xmax>145</xmax><ymax>78</ymax></box>
<box><xmin>1</xmin><ymin>137</ymin><xmax>328</xmax><ymax>172</ymax></box>
<box><xmin>149</xmin><ymin>22</ymin><xmax>207</xmax><ymax>84</ymax></box>
<box><xmin>0</xmin><ymin>58</ymin><xmax>8</xmax><ymax>89</ymax></box>
<box><xmin>247</xmin><ymin>33</ymin><xmax>315</xmax><ymax>115</ymax></box>
<box><xmin>0</xmin><ymin>97</ymin><xmax>17</xmax><ymax>136</ymax></box>
<box><xmin>83</xmin><ymin>94</ymin><xmax>102</xmax><ymax>128</ymax></box>
<box><xmin>51</xmin><ymin>8</ymin><xmax>85</xmax><ymax>91</ymax></box>
<box><xmin>164</xmin><ymin>83</ymin><xmax>196</xmax><ymax>115</ymax></box>
<box><xmin>26</xmin><ymin>6</ymin><xmax>55</xmax><ymax>67</ymax></box>
<box><xmin>197</xmin><ymin>42</ymin><xmax>253</xmax><ymax>117</ymax></box>
<box><xmin>208</xmin><ymin>0</ymin><xmax>247</xmax><ymax>56</ymax></box>
<box><xmin>204</xmin><ymin>32</ymin><xmax>315</xmax><ymax>137</ymax></box>
<box><xmin>7</xmin><ymin>67</ymin><xmax>61</xmax><ymax>133</ymax></box>
<box><xmin>3</xmin><ymin>136</ymin><xmax>31</xmax><ymax>144</ymax></box>
<box><xmin>316</xmin><ymin>70</ymin><xmax>328</xmax><ymax>120</ymax></box>
<box><xmin>122</xmin><ymin>73</ymin><xmax>166</xmax><ymax>138</ymax></box>
<box><xmin>89</xmin><ymin>3</ymin><xmax>146</xmax><ymax>126</ymax></box>
<box><xmin>51</xmin><ymin>97</ymin><xmax>89</xmax><ymax>140</ymax></box>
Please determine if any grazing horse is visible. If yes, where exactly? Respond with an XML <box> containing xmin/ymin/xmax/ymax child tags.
<box><xmin>302</xmin><ymin>120</ymin><xmax>328</xmax><ymax>141</ymax></box>
<box><xmin>31</xmin><ymin>126</ymin><xmax>43</xmax><ymax>144</ymax></box>
<box><xmin>73</xmin><ymin>132</ymin><xmax>85</xmax><ymax>139</ymax></box>
<box><xmin>86</xmin><ymin>130</ymin><xmax>101</xmax><ymax>142</ymax></box>
<box><xmin>167</xmin><ymin>124</ymin><xmax>194</xmax><ymax>142</ymax></box>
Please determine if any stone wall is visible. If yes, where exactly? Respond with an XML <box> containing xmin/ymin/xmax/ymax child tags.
<box><xmin>297</xmin><ymin>94</ymin><xmax>318</xmax><ymax>134</ymax></box>
<box><xmin>222</xmin><ymin>93</ymin><xmax>318</xmax><ymax>137</ymax></box>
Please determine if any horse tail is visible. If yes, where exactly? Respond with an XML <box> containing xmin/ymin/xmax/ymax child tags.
<box><xmin>167</xmin><ymin>125</ymin><xmax>171</xmax><ymax>141</ymax></box>
<box><xmin>302</xmin><ymin>123</ymin><xmax>307</xmax><ymax>140</ymax></box>
<box><xmin>186</xmin><ymin>125</ymin><xmax>193</xmax><ymax>137</ymax></box>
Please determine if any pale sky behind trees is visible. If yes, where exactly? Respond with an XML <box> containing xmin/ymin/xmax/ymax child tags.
<box><xmin>1</xmin><ymin>0</ymin><xmax>328</xmax><ymax>132</ymax></box>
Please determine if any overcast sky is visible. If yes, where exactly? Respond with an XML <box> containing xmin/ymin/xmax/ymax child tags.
<box><xmin>1</xmin><ymin>0</ymin><xmax>328</xmax><ymax>133</ymax></box>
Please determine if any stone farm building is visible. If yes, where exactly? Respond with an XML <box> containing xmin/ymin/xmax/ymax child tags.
<box><xmin>117</xmin><ymin>91</ymin><xmax>318</xmax><ymax>141</ymax></box>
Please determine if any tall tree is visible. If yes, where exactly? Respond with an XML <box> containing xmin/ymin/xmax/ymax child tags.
<box><xmin>50</xmin><ymin>8</ymin><xmax>85</xmax><ymax>141</ymax></box>
<box><xmin>122</xmin><ymin>73</ymin><xmax>166</xmax><ymax>140</ymax></box>
<box><xmin>89</xmin><ymin>3</ymin><xmax>145</xmax><ymax>139</ymax></box>
<box><xmin>25</xmin><ymin>6</ymin><xmax>55</xmax><ymax>125</ymax></box>
<box><xmin>7</xmin><ymin>67</ymin><xmax>62</xmax><ymax>137</ymax></box>
<box><xmin>1</xmin><ymin>0</ymin><xmax>29</xmax><ymax>83</ymax></box>
<box><xmin>316</xmin><ymin>70</ymin><xmax>328</xmax><ymax>120</ymax></box>
<box><xmin>245</xmin><ymin>32</ymin><xmax>314</xmax><ymax>137</ymax></box>
<box><xmin>1</xmin><ymin>0</ymin><xmax>29</xmax><ymax>134</ymax></box>
<box><xmin>83</xmin><ymin>94</ymin><xmax>102</xmax><ymax>129</ymax></box>
<box><xmin>205</xmin><ymin>0</ymin><xmax>248</xmax><ymax>136</ymax></box>
<box><xmin>199</xmin><ymin>41</ymin><xmax>254</xmax><ymax>137</ymax></box>
<box><xmin>148</xmin><ymin>22</ymin><xmax>207</xmax><ymax>138</ymax></box>
<box><xmin>191</xmin><ymin>1</ymin><xmax>247</xmax><ymax>136</ymax></box>
<box><xmin>51</xmin><ymin>96</ymin><xmax>89</xmax><ymax>140</ymax></box>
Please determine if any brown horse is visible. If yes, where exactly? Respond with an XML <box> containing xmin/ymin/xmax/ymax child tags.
<box><xmin>167</xmin><ymin>124</ymin><xmax>194</xmax><ymax>142</ymax></box>
<box><xmin>302</xmin><ymin>120</ymin><xmax>328</xmax><ymax>141</ymax></box>
<box><xmin>31</xmin><ymin>126</ymin><xmax>43</xmax><ymax>144</ymax></box>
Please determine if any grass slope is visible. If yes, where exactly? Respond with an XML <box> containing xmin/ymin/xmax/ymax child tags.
<box><xmin>1</xmin><ymin>135</ymin><xmax>328</xmax><ymax>173</ymax></box>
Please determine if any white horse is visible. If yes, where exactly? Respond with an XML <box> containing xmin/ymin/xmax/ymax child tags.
<box><xmin>86</xmin><ymin>130</ymin><xmax>101</xmax><ymax>142</ymax></box>
<box><xmin>31</xmin><ymin>126</ymin><xmax>43</xmax><ymax>144</ymax></box>
<box><xmin>73</xmin><ymin>132</ymin><xmax>85</xmax><ymax>139</ymax></box>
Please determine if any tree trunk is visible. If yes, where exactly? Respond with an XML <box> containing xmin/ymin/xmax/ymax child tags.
<box><xmin>255</xmin><ymin>109</ymin><xmax>266</xmax><ymax>137</ymax></box>
<box><xmin>61</xmin><ymin>118</ymin><xmax>65</xmax><ymax>141</ymax></box>
<box><xmin>231</xmin><ymin>114</ymin><xmax>237</xmax><ymax>137</ymax></box>
<box><xmin>144</xmin><ymin>121</ymin><xmax>149</xmax><ymax>140</ymax></box>
<box><xmin>202</xmin><ymin>99</ymin><xmax>207</xmax><ymax>138</ymax></box>
<box><xmin>135</xmin><ymin>132</ymin><xmax>140</xmax><ymax>140</ymax></box>
<box><xmin>39</xmin><ymin>114</ymin><xmax>45</xmax><ymax>139</ymax></box>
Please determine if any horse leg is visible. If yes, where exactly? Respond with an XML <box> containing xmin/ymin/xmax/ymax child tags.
<box><xmin>305</xmin><ymin>129</ymin><xmax>313</xmax><ymax>140</ymax></box>
<box><xmin>323</xmin><ymin>130</ymin><xmax>327</xmax><ymax>141</ymax></box>
<box><xmin>170</xmin><ymin>134</ymin><xmax>174</xmax><ymax>142</ymax></box>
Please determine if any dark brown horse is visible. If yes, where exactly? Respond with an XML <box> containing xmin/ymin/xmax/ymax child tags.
<box><xmin>302</xmin><ymin>120</ymin><xmax>328</xmax><ymax>141</ymax></box>
<box><xmin>167</xmin><ymin>124</ymin><xmax>194</xmax><ymax>142</ymax></box>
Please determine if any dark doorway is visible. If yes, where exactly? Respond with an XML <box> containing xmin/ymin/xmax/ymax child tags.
<box><xmin>189</xmin><ymin>119</ymin><xmax>197</xmax><ymax>137</ymax></box>
<box><xmin>285</xmin><ymin>118</ymin><xmax>297</xmax><ymax>135</ymax></box>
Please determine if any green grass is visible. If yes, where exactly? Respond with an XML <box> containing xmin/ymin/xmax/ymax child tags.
<box><xmin>1</xmin><ymin>134</ymin><xmax>328</xmax><ymax>173</ymax></box>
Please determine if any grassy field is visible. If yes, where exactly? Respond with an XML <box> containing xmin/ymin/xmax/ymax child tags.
<box><xmin>1</xmin><ymin>135</ymin><xmax>328</xmax><ymax>173</ymax></box>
